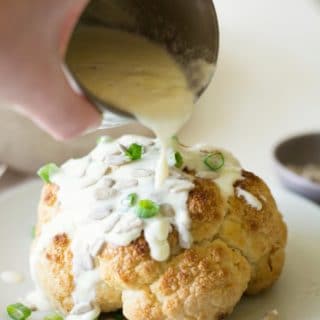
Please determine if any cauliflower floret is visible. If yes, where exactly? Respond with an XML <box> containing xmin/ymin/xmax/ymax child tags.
<box><xmin>32</xmin><ymin>170</ymin><xmax>287</xmax><ymax>320</ymax></box>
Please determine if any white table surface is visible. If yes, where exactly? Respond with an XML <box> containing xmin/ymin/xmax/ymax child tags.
<box><xmin>181</xmin><ymin>0</ymin><xmax>320</xmax><ymax>187</ymax></box>
<box><xmin>1</xmin><ymin>0</ymin><xmax>320</xmax><ymax>192</ymax></box>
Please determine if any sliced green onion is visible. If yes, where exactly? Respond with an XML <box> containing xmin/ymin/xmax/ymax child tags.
<box><xmin>136</xmin><ymin>199</ymin><xmax>159</xmax><ymax>219</ymax></box>
<box><xmin>7</xmin><ymin>303</ymin><xmax>32</xmax><ymax>320</ymax></box>
<box><xmin>203</xmin><ymin>152</ymin><xmax>225</xmax><ymax>171</ymax></box>
<box><xmin>174</xmin><ymin>152</ymin><xmax>183</xmax><ymax>168</ymax></box>
<box><xmin>127</xmin><ymin>193</ymin><xmax>138</xmax><ymax>207</ymax></box>
<box><xmin>168</xmin><ymin>150</ymin><xmax>183</xmax><ymax>168</ymax></box>
<box><xmin>44</xmin><ymin>313</ymin><xmax>64</xmax><ymax>320</ymax></box>
<box><xmin>37</xmin><ymin>163</ymin><xmax>59</xmax><ymax>183</ymax></box>
<box><xmin>125</xmin><ymin>143</ymin><xmax>143</xmax><ymax>161</ymax></box>
<box><xmin>96</xmin><ymin>135</ymin><xmax>112</xmax><ymax>144</ymax></box>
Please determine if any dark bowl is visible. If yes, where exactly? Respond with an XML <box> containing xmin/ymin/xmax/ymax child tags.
<box><xmin>274</xmin><ymin>132</ymin><xmax>320</xmax><ymax>203</ymax></box>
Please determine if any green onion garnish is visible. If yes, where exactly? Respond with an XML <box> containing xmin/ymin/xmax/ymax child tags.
<box><xmin>7</xmin><ymin>303</ymin><xmax>31</xmax><ymax>320</ymax></box>
<box><xmin>203</xmin><ymin>152</ymin><xmax>225</xmax><ymax>171</ymax></box>
<box><xmin>136</xmin><ymin>199</ymin><xmax>159</xmax><ymax>219</ymax></box>
<box><xmin>37</xmin><ymin>163</ymin><xmax>59</xmax><ymax>183</ymax></box>
<box><xmin>168</xmin><ymin>150</ymin><xmax>183</xmax><ymax>168</ymax></box>
<box><xmin>128</xmin><ymin>193</ymin><xmax>138</xmax><ymax>207</ymax></box>
<box><xmin>174</xmin><ymin>152</ymin><xmax>183</xmax><ymax>168</ymax></box>
<box><xmin>125</xmin><ymin>143</ymin><xmax>143</xmax><ymax>161</ymax></box>
<box><xmin>44</xmin><ymin>313</ymin><xmax>64</xmax><ymax>320</ymax></box>
<box><xmin>96</xmin><ymin>136</ymin><xmax>112</xmax><ymax>145</ymax></box>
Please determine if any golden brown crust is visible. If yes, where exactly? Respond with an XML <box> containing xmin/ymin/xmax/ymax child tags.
<box><xmin>122</xmin><ymin>289</ymin><xmax>165</xmax><ymax>320</ymax></box>
<box><xmin>43</xmin><ymin>184</ymin><xmax>58</xmax><ymax>207</ymax></box>
<box><xmin>219</xmin><ymin>170</ymin><xmax>287</xmax><ymax>293</ymax></box>
<box><xmin>122</xmin><ymin>240</ymin><xmax>251</xmax><ymax>320</ymax></box>
<box><xmin>188</xmin><ymin>179</ymin><xmax>226</xmax><ymax>242</ymax></box>
<box><xmin>33</xmin><ymin>170</ymin><xmax>287</xmax><ymax>320</ymax></box>
<box><xmin>149</xmin><ymin>240</ymin><xmax>251</xmax><ymax>320</ymax></box>
<box><xmin>36</xmin><ymin>184</ymin><xmax>59</xmax><ymax>237</ymax></box>
<box><xmin>36</xmin><ymin>233</ymin><xmax>74</xmax><ymax>313</ymax></box>
<box><xmin>246</xmin><ymin>248</ymin><xmax>285</xmax><ymax>295</ymax></box>
<box><xmin>98</xmin><ymin>236</ymin><xmax>164</xmax><ymax>290</ymax></box>
<box><xmin>95</xmin><ymin>281</ymin><xmax>123</xmax><ymax>312</ymax></box>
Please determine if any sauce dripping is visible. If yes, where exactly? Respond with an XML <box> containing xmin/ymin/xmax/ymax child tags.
<box><xmin>67</xmin><ymin>26</ymin><xmax>195</xmax><ymax>187</ymax></box>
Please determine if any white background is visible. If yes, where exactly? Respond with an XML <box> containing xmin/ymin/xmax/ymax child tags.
<box><xmin>181</xmin><ymin>0</ymin><xmax>320</xmax><ymax>186</ymax></box>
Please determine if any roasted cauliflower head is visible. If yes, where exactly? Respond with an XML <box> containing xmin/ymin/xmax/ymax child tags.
<box><xmin>31</xmin><ymin>135</ymin><xmax>287</xmax><ymax>320</ymax></box>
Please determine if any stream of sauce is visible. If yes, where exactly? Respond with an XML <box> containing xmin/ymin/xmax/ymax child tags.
<box><xmin>67</xmin><ymin>26</ymin><xmax>195</xmax><ymax>187</ymax></box>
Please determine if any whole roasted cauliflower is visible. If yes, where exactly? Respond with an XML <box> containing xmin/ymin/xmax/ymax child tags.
<box><xmin>31</xmin><ymin>135</ymin><xmax>287</xmax><ymax>320</ymax></box>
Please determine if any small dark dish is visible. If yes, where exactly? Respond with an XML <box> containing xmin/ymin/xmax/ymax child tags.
<box><xmin>274</xmin><ymin>132</ymin><xmax>320</xmax><ymax>203</ymax></box>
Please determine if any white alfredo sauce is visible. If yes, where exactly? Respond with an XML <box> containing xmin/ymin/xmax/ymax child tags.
<box><xmin>30</xmin><ymin>135</ymin><xmax>243</xmax><ymax>319</ymax></box>
<box><xmin>236</xmin><ymin>187</ymin><xmax>263</xmax><ymax>210</ymax></box>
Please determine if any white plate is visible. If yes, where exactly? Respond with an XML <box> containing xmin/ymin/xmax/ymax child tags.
<box><xmin>0</xmin><ymin>180</ymin><xmax>320</xmax><ymax>320</ymax></box>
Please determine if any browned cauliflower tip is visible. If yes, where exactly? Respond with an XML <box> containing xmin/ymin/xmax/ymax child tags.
<box><xmin>32</xmin><ymin>169</ymin><xmax>287</xmax><ymax>320</ymax></box>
